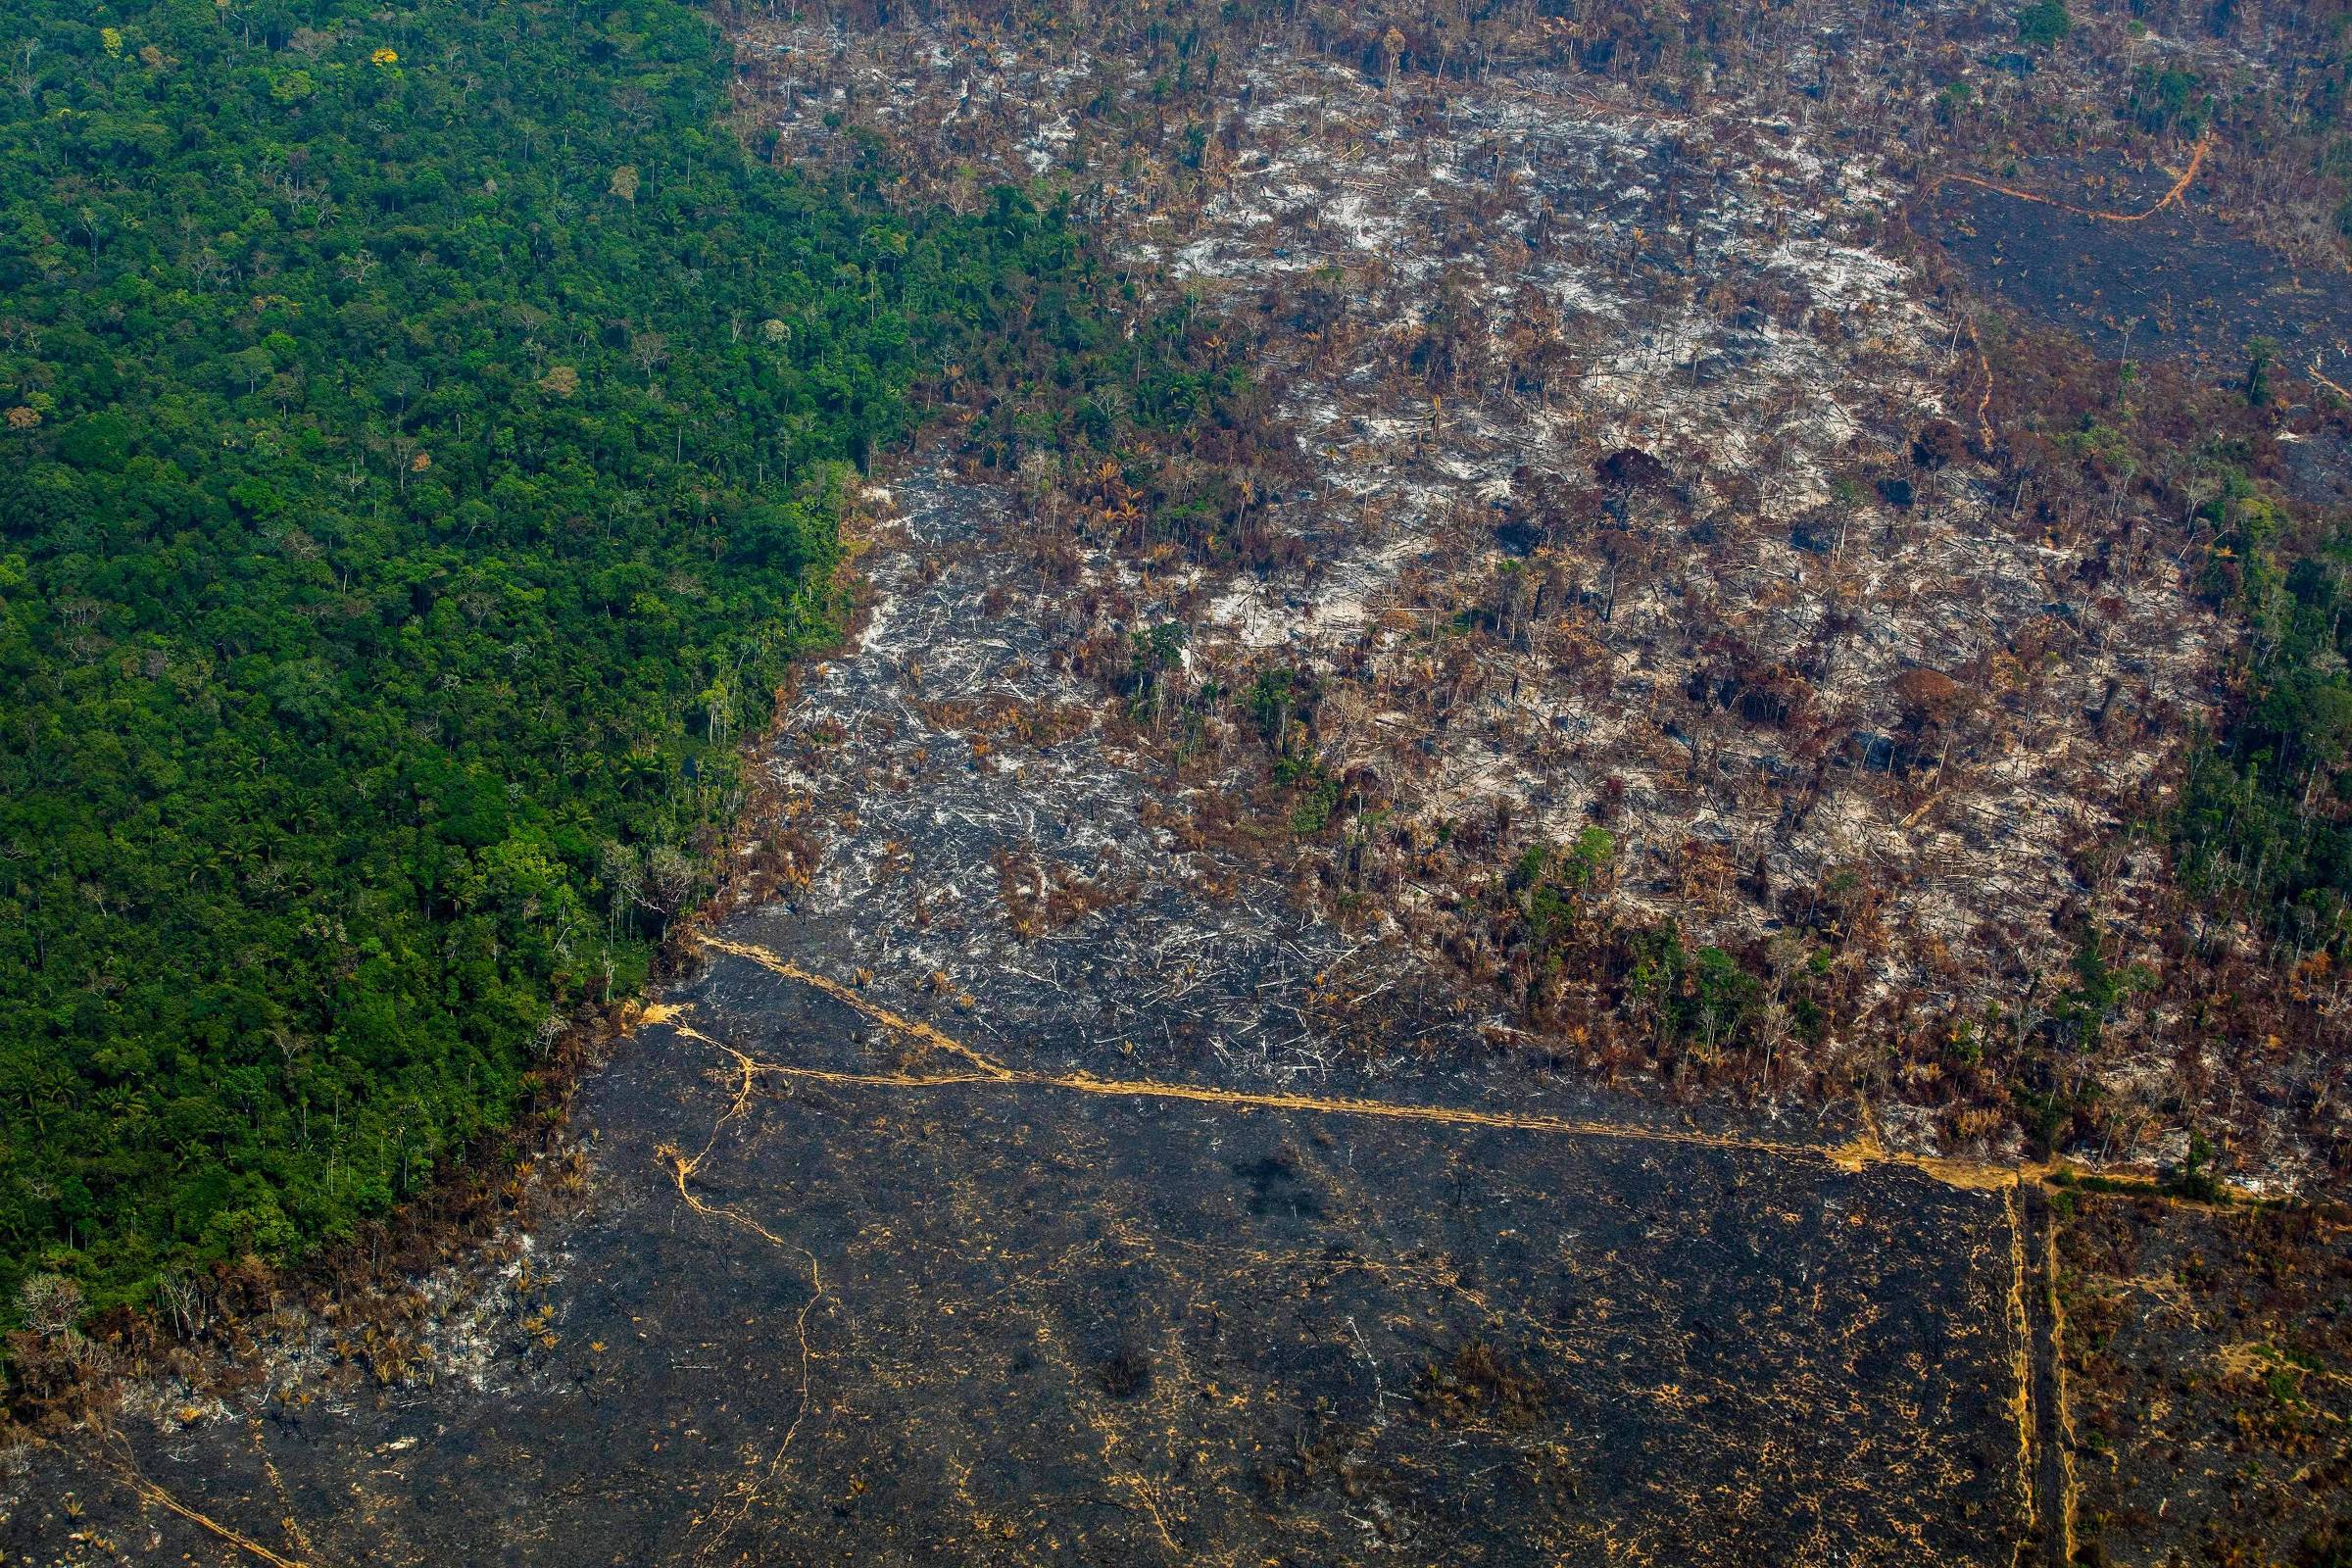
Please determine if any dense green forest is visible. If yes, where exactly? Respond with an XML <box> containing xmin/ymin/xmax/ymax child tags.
<box><xmin>2175</xmin><ymin>470</ymin><xmax>2352</xmax><ymax>962</ymax></box>
<box><xmin>0</xmin><ymin>0</ymin><xmax>1234</xmax><ymax>1320</ymax></box>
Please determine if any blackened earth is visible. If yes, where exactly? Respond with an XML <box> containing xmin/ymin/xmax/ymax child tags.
<box><xmin>1924</xmin><ymin>153</ymin><xmax>2352</xmax><ymax>373</ymax></box>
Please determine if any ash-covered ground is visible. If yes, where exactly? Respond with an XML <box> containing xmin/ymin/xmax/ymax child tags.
<box><xmin>737</xmin><ymin>13</ymin><xmax>2256</xmax><ymax>1176</ymax></box>
<box><xmin>5</xmin><ymin>477</ymin><xmax>2055</xmax><ymax>1566</ymax></box>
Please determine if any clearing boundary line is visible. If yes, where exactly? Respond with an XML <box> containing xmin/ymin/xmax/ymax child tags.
<box><xmin>1930</xmin><ymin>131</ymin><xmax>2212</xmax><ymax>224</ymax></box>
<box><xmin>691</xmin><ymin>936</ymin><xmax>2036</xmax><ymax>1191</ymax></box>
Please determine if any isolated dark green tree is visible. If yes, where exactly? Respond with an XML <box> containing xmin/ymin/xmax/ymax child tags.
<box><xmin>2017</xmin><ymin>0</ymin><xmax>2072</xmax><ymax>47</ymax></box>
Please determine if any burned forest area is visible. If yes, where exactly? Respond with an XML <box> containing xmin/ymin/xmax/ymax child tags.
<box><xmin>11</xmin><ymin>0</ymin><xmax>2352</xmax><ymax>1564</ymax></box>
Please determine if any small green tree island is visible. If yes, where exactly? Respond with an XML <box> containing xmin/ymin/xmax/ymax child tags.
<box><xmin>0</xmin><ymin>0</ymin><xmax>1237</xmax><ymax>1319</ymax></box>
